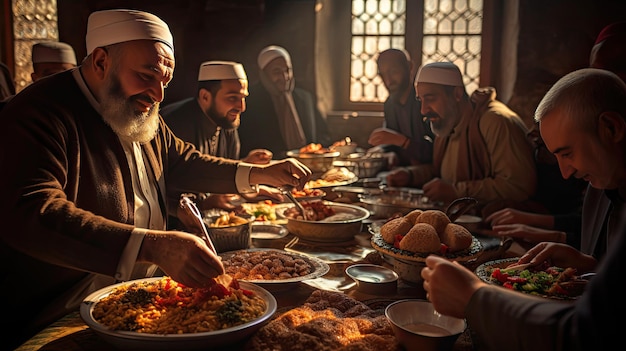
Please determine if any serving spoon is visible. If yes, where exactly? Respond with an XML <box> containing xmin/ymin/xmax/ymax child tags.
<box><xmin>445</xmin><ymin>197</ymin><xmax>479</xmax><ymax>223</ymax></box>
<box><xmin>279</xmin><ymin>185</ymin><xmax>309</xmax><ymax>221</ymax></box>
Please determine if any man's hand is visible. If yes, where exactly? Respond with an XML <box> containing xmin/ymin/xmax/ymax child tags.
<box><xmin>243</xmin><ymin>149</ymin><xmax>273</xmax><ymax>164</ymax></box>
<box><xmin>196</xmin><ymin>194</ymin><xmax>241</xmax><ymax>211</ymax></box>
<box><xmin>386</xmin><ymin>167</ymin><xmax>411</xmax><ymax>187</ymax></box>
<box><xmin>249</xmin><ymin>158</ymin><xmax>312</xmax><ymax>190</ymax></box>
<box><xmin>368</xmin><ymin>127</ymin><xmax>407</xmax><ymax>147</ymax></box>
<box><xmin>138</xmin><ymin>231</ymin><xmax>225</xmax><ymax>288</ymax></box>
<box><xmin>512</xmin><ymin>242</ymin><xmax>597</xmax><ymax>273</ymax></box>
<box><xmin>421</xmin><ymin>255</ymin><xmax>485</xmax><ymax>319</ymax></box>
<box><xmin>491</xmin><ymin>224</ymin><xmax>565</xmax><ymax>244</ymax></box>
<box><xmin>423</xmin><ymin>177</ymin><xmax>458</xmax><ymax>204</ymax></box>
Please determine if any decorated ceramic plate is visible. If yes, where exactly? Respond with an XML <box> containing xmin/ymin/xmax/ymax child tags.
<box><xmin>220</xmin><ymin>248</ymin><xmax>330</xmax><ymax>284</ymax></box>
<box><xmin>369</xmin><ymin>223</ymin><xmax>483</xmax><ymax>263</ymax></box>
<box><xmin>474</xmin><ymin>258</ymin><xmax>589</xmax><ymax>300</ymax></box>
<box><xmin>80</xmin><ymin>277</ymin><xmax>276</xmax><ymax>350</ymax></box>
<box><xmin>370</xmin><ymin>233</ymin><xmax>482</xmax><ymax>263</ymax></box>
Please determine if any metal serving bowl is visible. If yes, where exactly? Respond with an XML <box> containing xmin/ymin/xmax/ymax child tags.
<box><xmin>333</xmin><ymin>152</ymin><xmax>387</xmax><ymax>178</ymax></box>
<box><xmin>202</xmin><ymin>210</ymin><xmax>254</xmax><ymax>253</ymax></box>
<box><xmin>276</xmin><ymin>201</ymin><xmax>370</xmax><ymax>242</ymax></box>
<box><xmin>286</xmin><ymin>149</ymin><xmax>341</xmax><ymax>174</ymax></box>
<box><xmin>359</xmin><ymin>190</ymin><xmax>436</xmax><ymax>219</ymax></box>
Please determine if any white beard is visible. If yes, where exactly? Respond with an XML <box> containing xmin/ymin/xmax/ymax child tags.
<box><xmin>99</xmin><ymin>72</ymin><xmax>160</xmax><ymax>144</ymax></box>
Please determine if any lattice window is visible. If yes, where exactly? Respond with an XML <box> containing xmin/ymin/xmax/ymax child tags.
<box><xmin>351</xmin><ymin>0</ymin><xmax>406</xmax><ymax>103</ymax></box>
<box><xmin>11</xmin><ymin>0</ymin><xmax>59</xmax><ymax>92</ymax></box>
<box><xmin>422</xmin><ymin>0</ymin><xmax>482</xmax><ymax>95</ymax></box>
<box><xmin>350</xmin><ymin>0</ymin><xmax>482</xmax><ymax>103</ymax></box>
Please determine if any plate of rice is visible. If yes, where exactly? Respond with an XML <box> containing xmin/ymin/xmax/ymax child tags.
<box><xmin>80</xmin><ymin>276</ymin><xmax>277</xmax><ymax>350</ymax></box>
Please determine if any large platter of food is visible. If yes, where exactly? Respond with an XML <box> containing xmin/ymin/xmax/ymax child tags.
<box><xmin>369</xmin><ymin>209</ymin><xmax>483</xmax><ymax>262</ymax></box>
<box><xmin>246</xmin><ymin>289</ymin><xmax>400</xmax><ymax>351</ymax></box>
<box><xmin>220</xmin><ymin>248</ymin><xmax>330</xmax><ymax>284</ymax></box>
<box><xmin>475</xmin><ymin>258</ymin><xmax>589</xmax><ymax>300</ymax></box>
<box><xmin>80</xmin><ymin>276</ymin><xmax>277</xmax><ymax>350</ymax></box>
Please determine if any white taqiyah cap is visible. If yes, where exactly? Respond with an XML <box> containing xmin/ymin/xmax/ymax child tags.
<box><xmin>85</xmin><ymin>9</ymin><xmax>173</xmax><ymax>55</ymax></box>
<box><xmin>32</xmin><ymin>42</ymin><xmax>77</xmax><ymax>65</ymax></box>
<box><xmin>257</xmin><ymin>45</ymin><xmax>291</xmax><ymax>69</ymax></box>
<box><xmin>416</xmin><ymin>61</ymin><xmax>464</xmax><ymax>86</ymax></box>
<box><xmin>198</xmin><ymin>61</ymin><xmax>247</xmax><ymax>81</ymax></box>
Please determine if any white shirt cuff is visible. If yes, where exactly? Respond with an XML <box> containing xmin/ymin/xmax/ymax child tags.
<box><xmin>114</xmin><ymin>228</ymin><xmax>147</xmax><ymax>281</ymax></box>
<box><xmin>236</xmin><ymin>162</ymin><xmax>258</xmax><ymax>194</ymax></box>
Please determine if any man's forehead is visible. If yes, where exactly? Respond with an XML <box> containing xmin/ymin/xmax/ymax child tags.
<box><xmin>415</xmin><ymin>82</ymin><xmax>443</xmax><ymax>96</ymax></box>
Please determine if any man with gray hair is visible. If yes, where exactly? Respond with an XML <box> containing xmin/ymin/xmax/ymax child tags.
<box><xmin>386</xmin><ymin>61</ymin><xmax>536</xmax><ymax>216</ymax></box>
<box><xmin>421</xmin><ymin>68</ymin><xmax>626</xmax><ymax>351</ymax></box>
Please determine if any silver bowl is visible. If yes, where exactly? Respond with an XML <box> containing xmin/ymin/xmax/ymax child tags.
<box><xmin>359</xmin><ymin>191</ymin><xmax>436</xmax><ymax>219</ymax></box>
<box><xmin>276</xmin><ymin>201</ymin><xmax>369</xmax><ymax>242</ymax></box>
<box><xmin>286</xmin><ymin>149</ymin><xmax>340</xmax><ymax>173</ymax></box>
<box><xmin>202</xmin><ymin>210</ymin><xmax>254</xmax><ymax>253</ymax></box>
<box><xmin>345</xmin><ymin>264</ymin><xmax>398</xmax><ymax>295</ymax></box>
<box><xmin>333</xmin><ymin>152</ymin><xmax>387</xmax><ymax>178</ymax></box>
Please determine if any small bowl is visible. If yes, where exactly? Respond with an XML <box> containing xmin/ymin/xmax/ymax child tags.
<box><xmin>392</xmin><ymin>258</ymin><xmax>426</xmax><ymax>285</ymax></box>
<box><xmin>330</xmin><ymin>143</ymin><xmax>358</xmax><ymax>156</ymax></box>
<box><xmin>385</xmin><ymin>299</ymin><xmax>466</xmax><ymax>351</ymax></box>
<box><xmin>203</xmin><ymin>210</ymin><xmax>254</xmax><ymax>253</ymax></box>
<box><xmin>345</xmin><ymin>264</ymin><xmax>398</xmax><ymax>295</ymax></box>
<box><xmin>454</xmin><ymin>214</ymin><xmax>483</xmax><ymax>232</ymax></box>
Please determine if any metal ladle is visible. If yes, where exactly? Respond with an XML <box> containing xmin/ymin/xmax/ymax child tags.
<box><xmin>445</xmin><ymin>197</ymin><xmax>479</xmax><ymax>223</ymax></box>
<box><xmin>279</xmin><ymin>185</ymin><xmax>309</xmax><ymax>220</ymax></box>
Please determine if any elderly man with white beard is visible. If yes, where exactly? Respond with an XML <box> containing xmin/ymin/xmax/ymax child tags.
<box><xmin>0</xmin><ymin>9</ymin><xmax>312</xmax><ymax>349</ymax></box>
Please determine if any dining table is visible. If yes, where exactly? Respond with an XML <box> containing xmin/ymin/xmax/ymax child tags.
<box><xmin>14</xmin><ymin>189</ymin><xmax>525</xmax><ymax>351</ymax></box>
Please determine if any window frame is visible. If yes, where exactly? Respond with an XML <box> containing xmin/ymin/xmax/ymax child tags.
<box><xmin>320</xmin><ymin>0</ymin><xmax>499</xmax><ymax>114</ymax></box>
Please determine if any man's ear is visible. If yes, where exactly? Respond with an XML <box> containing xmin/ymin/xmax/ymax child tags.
<box><xmin>599</xmin><ymin>111</ymin><xmax>626</xmax><ymax>142</ymax></box>
<box><xmin>90</xmin><ymin>47</ymin><xmax>109</xmax><ymax>79</ymax></box>
<box><xmin>198</xmin><ymin>88</ymin><xmax>212</xmax><ymax>108</ymax></box>
<box><xmin>454</xmin><ymin>86</ymin><xmax>464</xmax><ymax>101</ymax></box>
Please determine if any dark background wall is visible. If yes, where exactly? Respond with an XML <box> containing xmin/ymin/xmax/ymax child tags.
<box><xmin>56</xmin><ymin>0</ymin><xmax>626</xmax><ymax>145</ymax></box>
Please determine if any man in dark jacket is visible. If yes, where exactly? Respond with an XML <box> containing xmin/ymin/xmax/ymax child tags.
<box><xmin>239</xmin><ymin>45</ymin><xmax>331</xmax><ymax>158</ymax></box>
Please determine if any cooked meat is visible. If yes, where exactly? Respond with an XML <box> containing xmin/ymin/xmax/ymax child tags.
<box><xmin>380</xmin><ymin>217</ymin><xmax>413</xmax><ymax>244</ymax></box>
<box><xmin>399</xmin><ymin>223</ymin><xmax>441</xmax><ymax>253</ymax></box>
<box><xmin>416</xmin><ymin>210</ymin><xmax>450</xmax><ymax>235</ymax></box>
<box><xmin>440</xmin><ymin>223</ymin><xmax>473</xmax><ymax>252</ymax></box>
<box><xmin>404</xmin><ymin>209</ymin><xmax>423</xmax><ymax>224</ymax></box>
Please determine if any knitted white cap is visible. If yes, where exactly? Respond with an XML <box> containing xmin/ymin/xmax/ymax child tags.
<box><xmin>416</xmin><ymin>61</ymin><xmax>464</xmax><ymax>86</ymax></box>
<box><xmin>85</xmin><ymin>9</ymin><xmax>173</xmax><ymax>55</ymax></box>
<box><xmin>32</xmin><ymin>42</ymin><xmax>77</xmax><ymax>65</ymax></box>
<box><xmin>198</xmin><ymin>61</ymin><xmax>247</xmax><ymax>81</ymax></box>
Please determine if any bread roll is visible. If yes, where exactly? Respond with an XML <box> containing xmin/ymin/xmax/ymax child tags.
<box><xmin>404</xmin><ymin>209</ymin><xmax>423</xmax><ymax>224</ymax></box>
<box><xmin>380</xmin><ymin>217</ymin><xmax>413</xmax><ymax>244</ymax></box>
<box><xmin>416</xmin><ymin>210</ymin><xmax>450</xmax><ymax>234</ymax></box>
<box><xmin>399</xmin><ymin>223</ymin><xmax>441</xmax><ymax>253</ymax></box>
<box><xmin>441</xmin><ymin>223</ymin><xmax>473</xmax><ymax>252</ymax></box>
